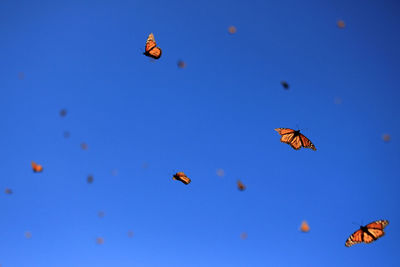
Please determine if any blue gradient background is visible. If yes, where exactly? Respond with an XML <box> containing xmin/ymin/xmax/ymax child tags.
<box><xmin>1</xmin><ymin>0</ymin><xmax>399</xmax><ymax>266</ymax></box>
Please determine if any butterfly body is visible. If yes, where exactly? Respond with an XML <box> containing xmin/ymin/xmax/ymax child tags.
<box><xmin>144</xmin><ymin>33</ymin><xmax>162</xmax><ymax>59</ymax></box>
<box><xmin>345</xmin><ymin>220</ymin><xmax>389</xmax><ymax>247</ymax></box>
<box><xmin>275</xmin><ymin>128</ymin><xmax>316</xmax><ymax>151</ymax></box>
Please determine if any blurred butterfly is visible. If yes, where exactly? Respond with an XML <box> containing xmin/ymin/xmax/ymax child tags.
<box><xmin>144</xmin><ymin>33</ymin><xmax>162</xmax><ymax>59</ymax></box>
<box><xmin>300</xmin><ymin>221</ymin><xmax>310</xmax><ymax>233</ymax></box>
<box><xmin>31</xmin><ymin>161</ymin><xmax>43</xmax><ymax>172</ymax></box>
<box><xmin>345</xmin><ymin>220</ymin><xmax>389</xmax><ymax>247</ymax></box>
<box><xmin>237</xmin><ymin>180</ymin><xmax>246</xmax><ymax>191</ymax></box>
<box><xmin>275</xmin><ymin>128</ymin><xmax>316</xmax><ymax>151</ymax></box>
<box><xmin>281</xmin><ymin>81</ymin><xmax>289</xmax><ymax>90</ymax></box>
<box><xmin>173</xmin><ymin>172</ymin><xmax>191</xmax><ymax>185</ymax></box>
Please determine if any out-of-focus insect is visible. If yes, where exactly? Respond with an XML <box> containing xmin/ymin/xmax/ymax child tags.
<box><xmin>81</xmin><ymin>142</ymin><xmax>88</xmax><ymax>150</ymax></box>
<box><xmin>96</xmin><ymin>237</ymin><xmax>104</xmax><ymax>244</ymax></box>
<box><xmin>144</xmin><ymin>33</ymin><xmax>162</xmax><ymax>59</ymax></box>
<box><xmin>300</xmin><ymin>221</ymin><xmax>310</xmax><ymax>232</ymax></box>
<box><xmin>87</xmin><ymin>175</ymin><xmax>94</xmax><ymax>184</ymax></box>
<box><xmin>173</xmin><ymin>172</ymin><xmax>191</xmax><ymax>185</ymax></box>
<box><xmin>177</xmin><ymin>60</ymin><xmax>186</xmax><ymax>69</ymax></box>
<box><xmin>337</xmin><ymin>20</ymin><xmax>346</xmax><ymax>29</ymax></box>
<box><xmin>345</xmin><ymin>220</ymin><xmax>389</xmax><ymax>247</ymax></box>
<box><xmin>25</xmin><ymin>231</ymin><xmax>32</xmax><ymax>239</ymax></box>
<box><xmin>63</xmin><ymin>131</ymin><xmax>70</xmax><ymax>138</ymax></box>
<box><xmin>281</xmin><ymin>81</ymin><xmax>289</xmax><ymax>90</ymax></box>
<box><xmin>216</xmin><ymin>168</ymin><xmax>225</xmax><ymax>177</ymax></box>
<box><xmin>228</xmin><ymin>26</ymin><xmax>237</xmax><ymax>34</ymax></box>
<box><xmin>5</xmin><ymin>188</ymin><xmax>13</xmax><ymax>194</ymax></box>
<box><xmin>98</xmin><ymin>211</ymin><xmax>105</xmax><ymax>218</ymax></box>
<box><xmin>240</xmin><ymin>232</ymin><xmax>248</xmax><ymax>240</ymax></box>
<box><xmin>18</xmin><ymin>72</ymin><xmax>25</xmax><ymax>80</ymax></box>
<box><xmin>59</xmin><ymin>109</ymin><xmax>67</xmax><ymax>117</ymax></box>
<box><xmin>237</xmin><ymin>180</ymin><xmax>246</xmax><ymax>191</ymax></box>
<box><xmin>127</xmin><ymin>231</ymin><xmax>134</xmax><ymax>238</ymax></box>
<box><xmin>31</xmin><ymin>161</ymin><xmax>43</xmax><ymax>173</ymax></box>
<box><xmin>275</xmin><ymin>128</ymin><xmax>316</xmax><ymax>151</ymax></box>
<box><xmin>382</xmin><ymin>134</ymin><xmax>391</xmax><ymax>143</ymax></box>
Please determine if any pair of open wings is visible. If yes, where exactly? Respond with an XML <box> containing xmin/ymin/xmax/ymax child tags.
<box><xmin>144</xmin><ymin>33</ymin><xmax>162</xmax><ymax>59</ymax></box>
<box><xmin>345</xmin><ymin>220</ymin><xmax>389</xmax><ymax>247</ymax></box>
<box><xmin>275</xmin><ymin>128</ymin><xmax>316</xmax><ymax>150</ymax></box>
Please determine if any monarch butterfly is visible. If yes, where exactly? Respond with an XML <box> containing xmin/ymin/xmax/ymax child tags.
<box><xmin>300</xmin><ymin>221</ymin><xmax>310</xmax><ymax>233</ymax></box>
<box><xmin>345</xmin><ymin>220</ymin><xmax>389</xmax><ymax>247</ymax></box>
<box><xmin>144</xmin><ymin>33</ymin><xmax>162</xmax><ymax>59</ymax></box>
<box><xmin>237</xmin><ymin>180</ymin><xmax>246</xmax><ymax>191</ymax></box>
<box><xmin>31</xmin><ymin>161</ymin><xmax>43</xmax><ymax>172</ymax></box>
<box><xmin>173</xmin><ymin>172</ymin><xmax>191</xmax><ymax>185</ymax></box>
<box><xmin>275</xmin><ymin>128</ymin><xmax>316</xmax><ymax>151</ymax></box>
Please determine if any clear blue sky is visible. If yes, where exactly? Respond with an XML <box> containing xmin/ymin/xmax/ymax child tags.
<box><xmin>1</xmin><ymin>0</ymin><xmax>399</xmax><ymax>266</ymax></box>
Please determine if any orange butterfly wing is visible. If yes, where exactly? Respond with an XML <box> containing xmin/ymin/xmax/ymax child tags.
<box><xmin>31</xmin><ymin>161</ymin><xmax>43</xmax><ymax>172</ymax></box>
<box><xmin>148</xmin><ymin>47</ymin><xmax>162</xmax><ymax>59</ymax></box>
<box><xmin>275</xmin><ymin>128</ymin><xmax>295</xmax><ymax>135</ymax></box>
<box><xmin>144</xmin><ymin>33</ymin><xmax>162</xmax><ymax>59</ymax></box>
<box><xmin>366</xmin><ymin>220</ymin><xmax>389</xmax><ymax>230</ymax></box>
<box><xmin>299</xmin><ymin>133</ymin><xmax>317</xmax><ymax>151</ymax></box>
<box><xmin>345</xmin><ymin>229</ymin><xmax>363</xmax><ymax>247</ymax></box>
<box><xmin>289</xmin><ymin>135</ymin><xmax>302</xmax><ymax>150</ymax></box>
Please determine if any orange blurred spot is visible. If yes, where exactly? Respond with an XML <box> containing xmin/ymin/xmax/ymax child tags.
<box><xmin>177</xmin><ymin>60</ymin><xmax>186</xmax><ymax>69</ymax></box>
<box><xmin>382</xmin><ymin>134</ymin><xmax>391</xmax><ymax>142</ymax></box>
<box><xmin>337</xmin><ymin>20</ymin><xmax>346</xmax><ymax>29</ymax></box>
<box><xmin>173</xmin><ymin>172</ymin><xmax>191</xmax><ymax>185</ymax></box>
<box><xmin>98</xmin><ymin>211</ymin><xmax>105</xmax><ymax>218</ymax></box>
<box><xmin>96</xmin><ymin>237</ymin><xmax>104</xmax><ymax>244</ymax></box>
<box><xmin>81</xmin><ymin>143</ymin><xmax>88</xmax><ymax>150</ymax></box>
<box><xmin>228</xmin><ymin>26</ymin><xmax>237</xmax><ymax>34</ymax></box>
<box><xmin>127</xmin><ymin>231</ymin><xmax>134</xmax><ymax>238</ymax></box>
<box><xmin>216</xmin><ymin>168</ymin><xmax>225</xmax><ymax>177</ymax></box>
<box><xmin>237</xmin><ymin>180</ymin><xmax>246</xmax><ymax>191</ymax></box>
<box><xmin>5</xmin><ymin>188</ymin><xmax>12</xmax><ymax>194</ymax></box>
<box><xmin>300</xmin><ymin>221</ymin><xmax>310</xmax><ymax>232</ymax></box>
<box><xmin>240</xmin><ymin>232</ymin><xmax>248</xmax><ymax>240</ymax></box>
<box><xmin>31</xmin><ymin>161</ymin><xmax>43</xmax><ymax>173</ymax></box>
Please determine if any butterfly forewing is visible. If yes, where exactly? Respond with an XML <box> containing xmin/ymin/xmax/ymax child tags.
<box><xmin>366</xmin><ymin>220</ymin><xmax>389</xmax><ymax>230</ymax></box>
<box><xmin>275</xmin><ymin>128</ymin><xmax>295</xmax><ymax>135</ymax></box>
<box><xmin>345</xmin><ymin>229</ymin><xmax>363</xmax><ymax>247</ymax></box>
